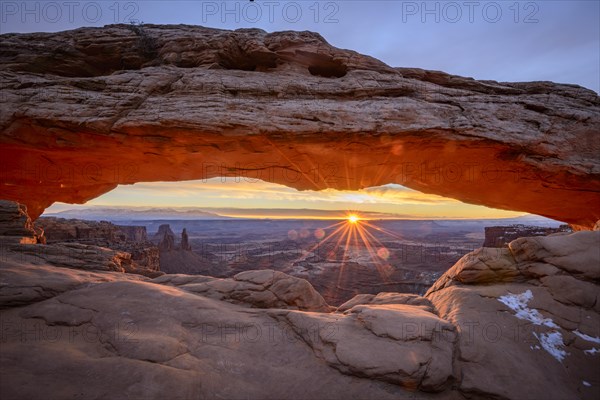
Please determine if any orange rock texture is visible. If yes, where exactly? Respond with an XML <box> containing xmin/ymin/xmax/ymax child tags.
<box><xmin>1</xmin><ymin>25</ymin><xmax>599</xmax><ymax>226</ymax></box>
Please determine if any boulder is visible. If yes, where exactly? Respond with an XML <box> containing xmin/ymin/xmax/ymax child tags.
<box><xmin>425</xmin><ymin>230</ymin><xmax>600</xmax><ymax>399</ymax></box>
<box><xmin>509</xmin><ymin>231</ymin><xmax>600</xmax><ymax>279</ymax></box>
<box><xmin>337</xmin><ymin>292</ymin><xmax>434</xmax><ymax>313</ymax></box>
<box><xmin>270</xmin><ymin>303</ymin><xmax>456</xmax><ymax>392</ymax></box>
<box><xmin>154</xmin><ymin>269</ymin><xmax>330</xmax><ymax>312</ymax></box>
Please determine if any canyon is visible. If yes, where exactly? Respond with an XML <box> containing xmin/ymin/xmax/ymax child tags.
<box><xmin>1</xmin><ymin>200</ymin><xmax>599</xmax><ymax>399</ymax></box>
<box><xmin>149</xmin><ymin>219</ymin><xmax>474</xmax><ymax>306</ymax></box>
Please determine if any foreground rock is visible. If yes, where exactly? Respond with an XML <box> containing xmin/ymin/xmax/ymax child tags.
<box><xmin>155</xmin><ymin>269</ymin><xmax>330</xmax><ymax>312</ymax></box>
<box><xmin>1</xmin><ymin>217</ymin><xmax>598</xmax><ymax>398</ymax></box>
<box><xmin>1</xmin><ymin>25</ymin><xmax>599</xmax><ymax>227</ymax></box>
<box><xmin>337</xmin><ymin>292</ymin><xmax>436</xmax><ymax>312</ymax></box>
<box><xmin>1</xmin><ymin>247</ymin><xmax>455</xmax><ymax>400</ymax></box>
<box><xmin>7</xmin><ymin>242</ymin><xmax>162</xmax><ymax>278</ymax></box>
<box><xmin>0</xmin><ymin>256</ymin><xmax>148</xmax><ymax>308</ymax></box>
<box><xmin>270</xmin><ymin>303</ymin><xmax>456</xmax><ymax>391</ymax></box>
<box><xmin>426</xmin><ymin>229</ymin><xmax>600</xmax><ymax>399</ymax></box>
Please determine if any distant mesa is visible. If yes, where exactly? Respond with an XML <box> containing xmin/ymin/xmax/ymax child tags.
<box><xmin>155</xmin><ymin>224</ymin><xmax>176</xmax><ymax>251</ymax></box>
<box><xmin>483</xmin><ymin>224</ymin><xmax>573</xmax><ymax>248</ymax></box>
<box><xmin>43</xmin><ymin>207</ymin><xmax>227</xmax><ymax>221</ymax></box>
<box><xmin>153</xmin><ymin>224</ymin><xmax>191</xmax><ymax>252</ymax></box>
<box><xmin>38</xmin><ymin>216</ymin><xmax>149</xmax><ymax>244</ymax></box>
<box><xmin>181</xmin><ymin>228</ymin><xmax>191</xmax><ymax>251</ymax></box>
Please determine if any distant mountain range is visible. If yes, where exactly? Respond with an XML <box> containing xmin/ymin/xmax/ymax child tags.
<box><xmin>43</xmin><ymin>206</ymin><xmax>403</xmax><ymax>221</ymax></box>
<box><xmin>44</xmin><ymin>207</ymin><xmax>228</xmax><ymax>221</ymax></box>
<box><xmin>42</xmin><ymin>205</ymin><xmax>563</xmax><ymax>226</ymax></box>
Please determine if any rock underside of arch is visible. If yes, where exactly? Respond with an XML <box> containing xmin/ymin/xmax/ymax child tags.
<box><xmin>0</xmin><ymin>24</ymin><xmax>598</xmax><ymax>227</ymax></box>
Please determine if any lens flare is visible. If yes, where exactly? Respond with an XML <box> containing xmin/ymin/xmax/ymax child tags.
<box><xmin>314</xmin><ymin>228</ymin><xmax>325</xmax><ymax>240</ymax></box>
<box><xmin>292</xmin><ymin>211</ymin><xmax>407</xmax><ymax>303</ymax></box>
<box><xmin>377</xmin><ymin>247</ymin><xmax>390</xmax><ymax>260</ymax></box>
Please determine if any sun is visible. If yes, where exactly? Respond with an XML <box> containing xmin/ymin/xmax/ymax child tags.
<box><xmin>347</xmin><ymin>214</ymin><xmax>360</xmax><ymax>224</ymax></box>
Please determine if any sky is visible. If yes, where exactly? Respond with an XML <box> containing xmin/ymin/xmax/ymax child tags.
<box><xmin>45</xmin><ymin>179</ymin><xmax>527</xmax><ymax>219</ymax></box>
<box><xmin>2</xmin><ymin>1</ymin><xmax>598</xmax><ymax>91</ymax></box>
<box><xmin>3</xmin><ymin>1</ymin><xmax>597</xmax><ymax>218</ymax></box>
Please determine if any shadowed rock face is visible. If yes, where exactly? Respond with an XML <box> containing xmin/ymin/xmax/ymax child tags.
<box><xmin>0</xmin><ymin>200</ymin><xmax>44</xmax><ymax>243</ymax></box>
<box><xmin>180</xmin><ymin>228</ymin><xmax>191</xmax><ymax>251</ymax></box>
<box><xmin>154</xmin><ymin>224</ymin><xmax>176</xmax><ymax>251</ymax></box>
<box><xmin>0</xmin><ymin>200</ymin><xmax>36</xmax><ymax>239</ymax></box>
<box><xmin>0</xmin><ymin>25</ymin><xmax>599</xmax><ymax>227</ymax></box>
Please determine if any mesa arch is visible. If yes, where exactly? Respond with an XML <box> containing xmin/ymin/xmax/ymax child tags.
<box><xmin>0</xmin><ymin>25</ymin><xmax>599</xmax><ymax>227</ymax></box>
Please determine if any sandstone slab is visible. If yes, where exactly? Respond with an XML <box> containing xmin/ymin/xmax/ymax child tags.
<box><xmin>154</xmin><ymin>269</ymin><xmax>330</xmax><ymax>312</ymax></box>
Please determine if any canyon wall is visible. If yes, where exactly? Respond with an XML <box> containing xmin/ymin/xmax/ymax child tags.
<box><xmin>0</xmin><ymin>25</ymin><xmax>599</xmax><ymax>227</ymax></box>
<box><xmin>35</xmin><ymin>216</ymin><xmax>160</xmax><ymax>274</ymax></box>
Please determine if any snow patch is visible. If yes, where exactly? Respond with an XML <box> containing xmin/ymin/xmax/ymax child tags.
<box><xmin>498</xmin><ymin>290</ymin><xmax>558</xmax><ymax>328</ymax></box>
<box><xmin>499</xmin><ymin>290</ymin><xmax>567</xmax><ymax>362</ymax></box>
<box><xmin>584</xmin><ymin>348</ymin><xmax>599</xmax><ymax>355</ymax></box>
<box><xmin>533</xmin><ymin>331</ymin><xmax>567</xmax><ymax>362</ymax></box>
<box><xmin>574</xmin><ymin>330</ymin><xmax>600</xmax><ymax>344</ymax></box>
<box><xmin>583</xmin><ymin>381</ymin><xmax>591</xmax><ymax>387</ymax></box>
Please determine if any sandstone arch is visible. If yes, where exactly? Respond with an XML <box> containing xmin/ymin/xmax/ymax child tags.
<box><xmin>1</xmin><ymin>25</ymin><xmax>599</xmax><ymax>227</ymax></box>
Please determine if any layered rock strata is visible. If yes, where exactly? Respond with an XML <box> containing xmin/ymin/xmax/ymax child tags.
<box><xmin>0</xmin><ymin>25</ymin><xmax>598</xmax><ymax>227</ymax></box>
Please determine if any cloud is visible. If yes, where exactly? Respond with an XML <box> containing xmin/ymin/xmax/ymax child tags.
<box><xmin>3</xmin><ymin>1</ymin><xmax>597</xmax><ymax>91</ymax></box>
<box><xmin>53</xmin><ymin>176</ymin><xmax>528</xmax><ymax>219</ymax></box>
<box><xmin>360</xmin><ymin>184</ymin><xmax>459</xmax><ymax>205</ymax></box>
<box><xmin>122</xmin><ymin>179</ymin><xmax>456</xmax><ymax>206</ymax></box>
